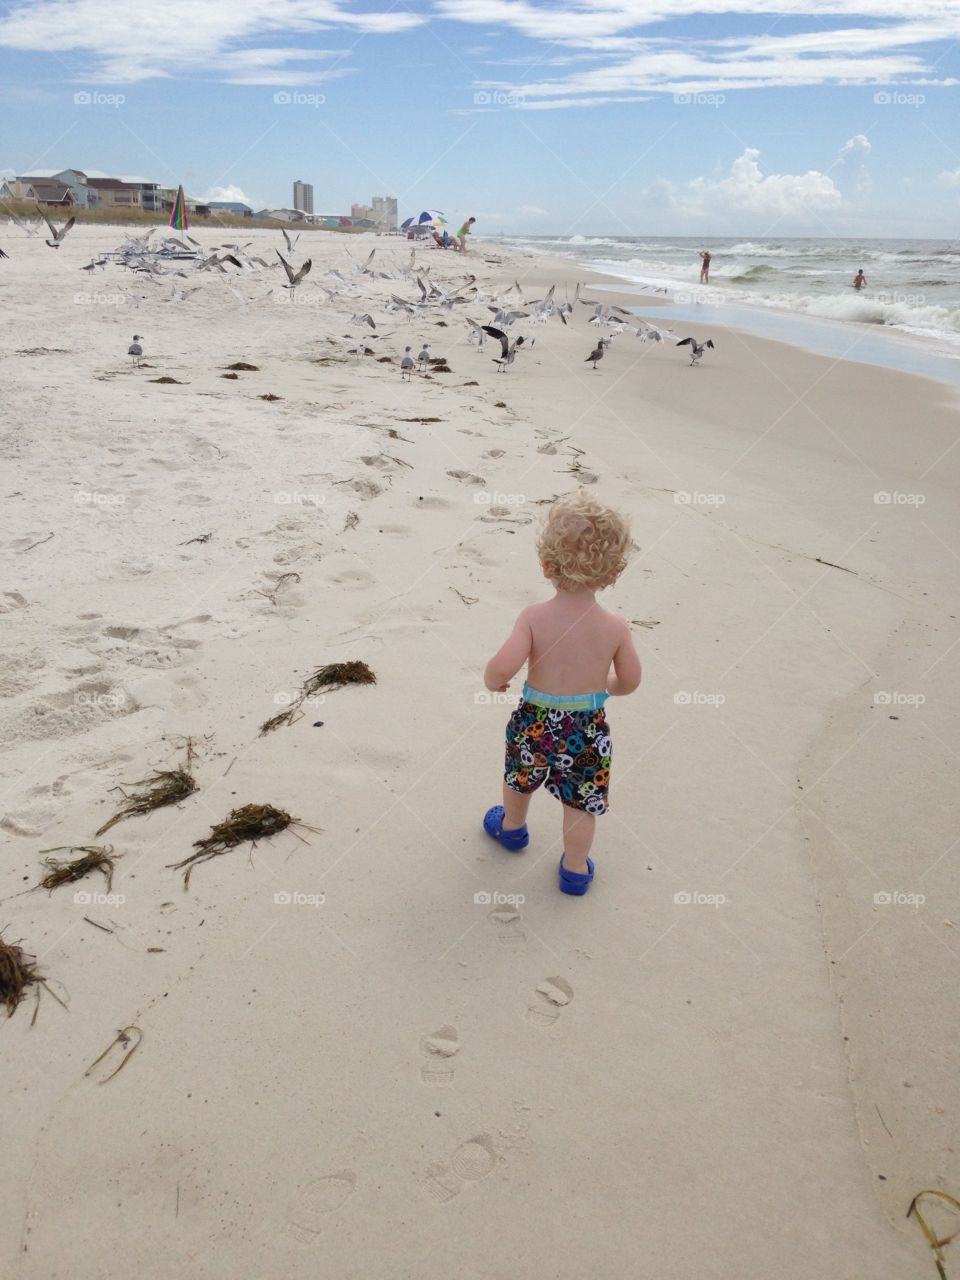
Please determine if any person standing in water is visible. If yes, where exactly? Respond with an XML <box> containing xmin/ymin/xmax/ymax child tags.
<box><xmin>853</xmin><ymin>268</ymin><xmax>867</xmax><ymax>291</ymax></box>
<box><xmin>699</xmin><ymin>249</ymin><xmax>712</xmax><ymax>283</ymax></box>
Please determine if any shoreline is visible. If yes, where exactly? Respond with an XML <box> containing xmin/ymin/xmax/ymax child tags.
<box><xmin>2</xmin><ymin>227</ymin><xmax>956</xmax><ymax>1278</ymax></box>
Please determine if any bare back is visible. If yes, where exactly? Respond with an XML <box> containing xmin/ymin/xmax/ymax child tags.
<box><xmin>525</xmin><ymin>594</ymin><xmax>625</xmax><ymax>695</ymax></box>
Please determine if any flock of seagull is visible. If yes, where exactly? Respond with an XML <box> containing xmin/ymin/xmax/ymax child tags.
<box><xmin>2</xmin><ymin>210</ymin><xmax>717</xmax><ymax>372</ymax></box>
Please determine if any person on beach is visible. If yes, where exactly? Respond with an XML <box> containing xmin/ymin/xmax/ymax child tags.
<box><xmin>481</xmin><ymin>494</ymin><xmax>642</xmax><ymax>896</ymax></box>
<box><xmin>457</xmin><ymin>216</ymin><xmax>476</xmax><ymax>252</ymax></box>
<box><xmin>699</xmin><ymin>249</ymin><xmax>711</xmax><ymax>283</ymax></box>
<box><xmin>853</xmin><ymin>268</ymin><xmax>867</xmax><ymax>291</ymax></box>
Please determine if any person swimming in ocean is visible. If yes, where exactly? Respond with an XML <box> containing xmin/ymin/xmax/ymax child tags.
<box><xmin>853</xmin><ymin>268</ymin><xmax>867</xmax><ymax>291</ymax></box>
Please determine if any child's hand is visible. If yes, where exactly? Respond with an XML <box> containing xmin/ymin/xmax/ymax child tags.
<box><xmin>496</xmin><ymin>683</ymin><xmax>510</xmax><ymax>693</ymax></box>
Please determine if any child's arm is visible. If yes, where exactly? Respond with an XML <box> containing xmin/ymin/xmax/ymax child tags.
<box><xmin>484</xmin><ymin>611</ymin><xmax>533</xmax><ymax>692</ymax></box>
<box><xmin>607</xmin><ymin>621</ymin><xmax>642</xmax><ymax>696</ymax></box>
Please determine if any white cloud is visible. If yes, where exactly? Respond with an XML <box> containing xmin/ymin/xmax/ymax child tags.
<box><xmin>656</xmin><ymin>148</ymin><xmax>842</xmax><ymax>222</ymax></box>
<box><xmin>518</xmin><ymin>203</ymin><xmax>547</xmax><ymax>216</ymax></box>
<box><xmin>200</xmin><ymin>184</ymin><xmax>254</xmax><ymax>205</ymax></box>
<box><xmin>938</xmin><ymin>168</ymin><xmax>960</xmax><ymax>188</ymax></box>
<box><xmin>439</xmin><ymin>3</ymin><xmax>960</xmax><ymax>108</ymax></box>
<box><xmin>0</xmin><ymin>0</ymin><xmax>421</xmax><ymax>82</ymax></box>
<box><xmin>838</xmin><ymin>133</ymin><xmax>871</xmax><ymax>162</ymax></box>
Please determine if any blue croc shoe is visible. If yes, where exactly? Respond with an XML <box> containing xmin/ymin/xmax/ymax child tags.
<box><xmin>483</xmin><ymin>805</ymin><xmax>529</xmax><ymax>852</ymax></box>
<box><xmin>558</xmin><ymin>855</ymin><xmax>595</xmax><ymax>896</ymax></box>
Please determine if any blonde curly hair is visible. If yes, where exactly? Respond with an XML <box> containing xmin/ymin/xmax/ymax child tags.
<box><xmin>538</xmin><ymin>492</ymin><xmax>631</xmax><ymax>591</ymax></box>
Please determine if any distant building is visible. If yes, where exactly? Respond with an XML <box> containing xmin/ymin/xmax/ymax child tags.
<box><xmin>292</xmin><ymin>180</ymin><xmax>314</xmax><ymax>214</ymax></box>
<box><xmin>351</xmin><ymin>202</ymin><xmax>374</xmax><ymax>222</ymax></box>
<box><xmin>371</xmin><ymin>196</ymin><xmax>398</xmax><ymax>231</ymax></box>
<box><xmin>86</xmin><ymin>177</ymin><xmax>143</xmax><ymax>208</ymax></box>
<box><xmin>12</xmin><ymin>169</ymin><xmax>92</xmax><ymax>206</ymax></box>
<box><xmin>257</xmin><ymin>207</ymin><xmax>306</xmax><ymax>223</ymax></box>
<box><xmin>207</xmin><ymin>200</ymin><xmax>253</xmax><ymax>217</ymax></box>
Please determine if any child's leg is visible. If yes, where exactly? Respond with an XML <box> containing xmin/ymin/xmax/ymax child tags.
<box><xmin>561</xmin><ymin>806</ymin><xmax>596</xmax><ymax>874</ymax></box>
<box><xmin>502</xmin><ymin>782</ymin><xmax>531</xmax><ymax>831</ymax></box>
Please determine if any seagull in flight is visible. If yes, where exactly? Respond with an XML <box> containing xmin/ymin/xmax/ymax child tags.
<box><xmin>276</xmin><ymin>251</ymin><xmax>312</xmax><ymax>289</ymax></box>
<box><xmin>40</xmin><ymin>209</ymin><xmax>75</xmax><ymax>249</ymax></box>
<box><xmin>676</xmin><ymin>336</ymin><xmax>715</xmax><ymax>365</ymax></box>
<box><xmin>281</xmin><ymin>228</ymin><xmax>300</xmax><ymax>254</ymax></box>
<box><xmin>482</xmin><ymin>325</ymin><xmax>526</xmax><ymax>372</ymax></box>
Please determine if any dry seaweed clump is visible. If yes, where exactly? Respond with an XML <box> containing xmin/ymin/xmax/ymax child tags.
<box><xmin>96</xmin><ymin>742</ymin><xmax>199</xmax><ymax>836</ymax></box>
<box><xmin>260</xmin><ymin>660</ymin><xmax>376</xmax><ymax>735</ymax></box>
<box><xmin>0</xmin><ymin>934</ymin><xmax>65</xmax><ymax>1021</ymax></box>
<box><xmin>39</xmin><ymin>845</ymin><xmax>118</xmax><ymax>892</ymax></box>
<box><xmin>170</xmin><ymin>803</ymin><xmax>316</xmax><ymax>889</ymax></box>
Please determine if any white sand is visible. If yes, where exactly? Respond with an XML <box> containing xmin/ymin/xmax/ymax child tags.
<box><xmin>2</xmin><ymin>225</ymin><xmax>958</xmax><ymax>1278</ymax></box>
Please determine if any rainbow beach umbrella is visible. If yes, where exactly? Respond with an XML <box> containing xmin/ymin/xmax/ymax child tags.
<box><xmin>400</xmin><ymin>209</ymin><xmax>446</xmax><ymax>229</ymax></box>
<box><xmin>169</xmin><ymin>185</ymin><xmax>188</xmax><ymax>232</ymax></box>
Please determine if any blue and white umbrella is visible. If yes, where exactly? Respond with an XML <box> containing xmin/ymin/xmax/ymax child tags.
<box><xmin>400</xmin><ymin>209</ymin><xmax>447</xmax><ymax>229</ymax></box>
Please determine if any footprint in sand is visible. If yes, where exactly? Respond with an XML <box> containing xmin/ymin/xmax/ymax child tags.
<box><xmin>488</xmin><ymin>905</ymin><xmax>526</xmax><ymax>947</ymax></box>
<box><xmin>446</xmin><ymin>470</ymin><xmax>486</xmax><ymax>486</ymax></box>
<box><xmin>525</xmin><ymin>977</ymin><xmax>574</xmax><ymax>1027</ymax></box>
<box><xmin>483</xmin><ymin>448</ymin><xmax>506</xmax><ymax>459</ymax></box>
<box><xmin>421</xmin><ymin>1135</ymin><xmax>498</xmax><ymax>1204</ymax></box>
<box><xmin>420</xmin><ymin>1025</ymin><xmax>460</xmax><ymax>1086</ymax></box>
<box><xmin>285</xmin><ymin>1170</ymin><xmax>357</xmax><ymax>1243</ymax></box>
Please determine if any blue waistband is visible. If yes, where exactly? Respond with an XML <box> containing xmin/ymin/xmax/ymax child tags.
<box><xmin>522</xmin><ymin>682</ymin><xmax>608</xmax><ymax>711</ymax></box>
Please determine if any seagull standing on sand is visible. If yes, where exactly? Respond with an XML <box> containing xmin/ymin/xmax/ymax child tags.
<box><xmin>417</xmin><ymin>344</ymin><xmax>430</xmax><ymax>368</ymax></box>
<box><xmin>676</xmin><ymin>336</ymin><xmax>715</xmax><ymax>365</ymax></box>
<box><xmin>41</xmin><ymin>210</ymin><xmax>75</xmax><ymax>249</ymax></box>
<box><xmin>128</xmin><ymin>335</ymin><xmax>144</xmax><ymax>368</ymax></box>
<box><xmin>585</xmin><ymin>338</ymin><xmax>607</xmax><ymax>371</ymax></box>
<box><xmin>401</xmin><ymin>347</ymin><xmax>416</xmax><ymax>381</ymax></box>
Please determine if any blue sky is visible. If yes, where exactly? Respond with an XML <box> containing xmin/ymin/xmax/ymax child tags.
<box><xmin>1</xmin><ymin>1</ymin><xmax>958</xmax><ymax>236</ymax></box>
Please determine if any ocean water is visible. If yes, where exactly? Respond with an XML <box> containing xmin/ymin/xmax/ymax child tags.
<box><xmin>501</xmin><ymin>235</ymin><xmax>960</xmax><ymax>359</ymax></box>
